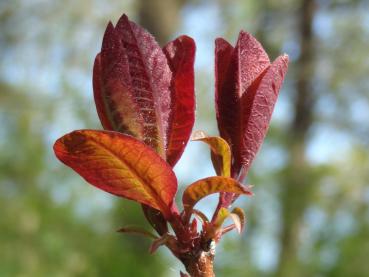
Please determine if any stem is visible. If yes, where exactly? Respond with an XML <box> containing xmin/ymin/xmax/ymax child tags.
<box><xmin>181</xmin><ymin>250</ymin><xmax>215</xmax><ymax>277</ymax></box>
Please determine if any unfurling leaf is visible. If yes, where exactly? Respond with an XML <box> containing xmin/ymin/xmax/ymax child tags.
<box><xmin>53</xmin><ymin>130</ymin><xmax>177</xmax><ymax>219</ymax></box>
<box><xmin>212</xmin><ymin>207</ymin><xmax>230</xmax><ymax>229</ymax></box>
<box><xmin>191</xmin><ymin>130</ymin><xmax>231</xmax><ymax>177</ymax></box>
<box><xmin>215</xmin><ymin>31</ymin><xmax>289</xmax><ymax>181</ymax></box>
<box><xmin>182</xmin><ymin>176</ymin><xmax>252</xmax><ymax>213</ymax></box>
<box><xmin>230</xmin><ymin>207</ymin><xmax>246</xmax><ymax>233</ymax></box>
<box><xmin>211</xmin><ymin>207</ymin><xmax>245</xmax><ymax>234</ymax></box>
<box><xmin>164</xmin><ymin>36</ymin><xmax>196</xmax><ymax>167</ymax></box>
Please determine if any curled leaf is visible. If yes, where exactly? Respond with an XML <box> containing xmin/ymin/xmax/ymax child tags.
<box><xmin>230</xmin><ymin>207</ymin><xmax>246</xmax><ymax>233</ymax></box>
<box><xmin>191</xmin><ymin>130</ymin><xmax>231</xmax><ymax>177</ymax></box>
<box><xmin>182</xmin><ymin>176</ymin><xmax>252</xmax><ymax>213</ymax></box>
<box><xmin>53</xmin><ymin>130</ymin><xmax>177</xmax><ymax>219</ymax></box>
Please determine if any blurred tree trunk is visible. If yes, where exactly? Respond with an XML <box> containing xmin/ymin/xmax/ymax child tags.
<box><xmin>137</xmin><ymin>0</ymin><xmax>185</xmax><ymax>44</ymax></box>
<box><xmin>275</xmin><ymin>0</ymin><xmax>317</xmax><ymax>276</ymax></box>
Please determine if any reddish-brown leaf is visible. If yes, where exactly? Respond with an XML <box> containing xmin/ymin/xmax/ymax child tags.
<box><xmin>236</xmin><ymin>31</ymin><xmax>270</xmax><ymax>95</ymax></box>
<box><xmin>238</xmin><ymin>54</ymin><xmax>289</xmax><ymax>180</ymax></box>
<box><xmin>215</xmin><ymin>37</ymin><xmax>239</xmax><ymax>172</ymax></box>
<box><xmin>163</xmin><ymin>35</ymin><xmax>196</xmax><ymax>167</ymax></box>
<box><xmin>215</xmin><ymin>31</ymin><xmax>288</xmax><ymax>182</ymax></box>
<box><xmin>182</xmin><ymin>176</ymin><xmax>252</xmax><ymax>213</ymax></box>
<box><xmin>94</xmin><ymin>14</ymin><xmax>172</xmax><ymax>158</ymax></box>
<box><xmin>53</xmin><ymin>130</ymin><xmax>177</xmax><ymax>219</ymax></box>
<box><xmin>95</xmin><ymin>22</ymin><xmax>145</xmax><ymax>139</ymax></box>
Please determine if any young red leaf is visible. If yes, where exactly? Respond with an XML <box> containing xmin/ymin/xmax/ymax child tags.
<box><xmin>53</xmin><ymin>130</ymin><xmax>177</xmax><ymax>219</ymax></box>
<box><xmin>94</xmin><ymin>14</ymin><xmax>172</xmax><ymax>158</ymax></box>
<box><xmin>182</xmin><ymin>176</ymin><xmax>252</xmax><ymax>213</ymax></box>
<box><xmin>214</xmin><ymin>37</ymin><xmax>239</xmax><ymax>172</ymax></box>
<box><xmin>215</xmin><ymin>31</ymin><xmax>289</xmax><ymax>181</ymax></box>
<box><xmin>191</xmin><ymin>130</ymin><xmax>231</xmax><ymax>177</ymax></box>
<box><xmin>238</xmin><ymin>54</ymin><xmax>289</xmax><ymax>180</ymax></box>
<box><xmin>94</xmin><ymin>23</ymin><xmax>145</xmax><ymax>139</ymax></box>
<box><xmin>163</xmin><ymin>36</ymin><xmax>196</xmax><ymax>167</ymax></box>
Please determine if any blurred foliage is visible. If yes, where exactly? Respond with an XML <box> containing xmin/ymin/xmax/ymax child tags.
<box><xmin>1</xmin><ymin>0</ymin><xmax>369</xmax><ymax>276</ymax></box>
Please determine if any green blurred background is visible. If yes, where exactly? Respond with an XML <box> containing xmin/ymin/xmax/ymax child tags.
<box><xmin>1</xmin><ymin>0</ymin><xmax>369</xmax><ymax>276</ymax></box>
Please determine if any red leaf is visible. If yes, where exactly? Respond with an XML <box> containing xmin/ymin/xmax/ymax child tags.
<box><xmin>53</xmin><ymin>130</ymin><xmax>177</xmax><ymax>219</ymax></box>
<box><xmin>236</xmin><ymin>31</ymin><xmax>270</xmax><ymax>93</ymax></box>
<box><xmin>95</xmin><ymin>22</ymin><xmax>144</xmax><ymax>139</ymax></box>
<box><xmin>215</xmin><ymin>31</ymin><xmax>288</xmax><ymax>180</ymax></box>
<box><xmin>94</xmin><ymin>14</ymin><xmax>172</xmax><ymax>158</ymax></box>
<box><xmin>163</xmin><ymin>35</ymin><xmax>196</xmax><ymax>167</ymax></box>
<box><xmin>215</xmin><ymin>37</ymin><xmax>240</xmax><ymax>174</ymax></box>
<box><xmin>238</xmin><ymin>54</ymin><xmax>289</xmax><ymax>180</ymax></box>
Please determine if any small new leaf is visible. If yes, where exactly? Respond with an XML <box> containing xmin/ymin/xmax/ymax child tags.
<box><xmin>230</xmin><ymin>207</ymin><xmax>246</xmax><ymax>233</ymax></box>
<box><xmin>182</xmin><ymin>176</ymin><xmax>252</xmax><ymax>213</ymax></box>
<box><xmin>191</xmin><ymin>130</ymin><xmax>231</xmax><ymax>177</ymax></box>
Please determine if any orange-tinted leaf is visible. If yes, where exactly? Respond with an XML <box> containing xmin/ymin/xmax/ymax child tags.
<box><xmin>191</xmin><ymin>131</ymin><xmax>231</xmax><ymax>177</ymax></box>
<box><xmin>182</xmin><ymin>176</ymin><xmax>252</xmax><ymax>213</ymax></box>
<box><xmin>163</xmin><ymin>36</ymin><xmax>196</xmax><ymax>167</ymax></box>
<box><xmin>117</xmin><ymin>226</ymin><xmax>158</xmax><ymax>239</ymax></box>
<box><xmin>53</xmin><ymin>130</ymin><xmax>177</xmax><ymax>219</ymax></box>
